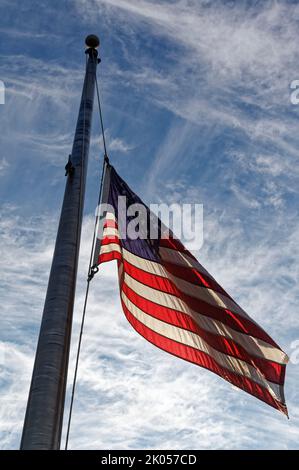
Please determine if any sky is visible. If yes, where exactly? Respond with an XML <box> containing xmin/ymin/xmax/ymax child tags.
<box><xmin>1</xmin><ymin>0</ymin><xmax>299</xmax><ymax>450</ymax></box>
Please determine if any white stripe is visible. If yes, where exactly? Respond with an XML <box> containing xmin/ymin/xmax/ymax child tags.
<box><xmin>122</xmin><ymin>291</ymin><xmax>283</xmax><ymax>403</ymax></box>
<box><xmin>100</xmin><ymin>243</ymin><xmax>122</xmax><ymax>255</ymax></box>
<box><xmin>102</xmin><ymin>227</ymin><xmax>119</xmax><ymax>238</ymax></box>
<box><xmin>97</xmin><ymin>212</ymin><xmax>117</xmax><ymax>241</ymax></box>
<box><xmin>172</xmin><ymin>274</ymin><xmax>249</xmax><ymax>320</ymax></box>
<box><xmin>123</xmin><ymin>248</ymin><xmax>249</xmax><ymax>320</ymax></box>
<box><xmin>123</xmin><ymin>248</ymin><xmax>168</xmax><ymax>276</ymax></box>
<box><xmin>122</xmin><ymin>268</ymin><xmax>287</xmax><ymax>365</ymax></box>
<box><xmin>159</xmin><ymin>247</ymin><xmax>216</xmax><ymax>280</ymax></box>
<box><xmin>105</xmin><ymin>212</ymin><xmax>116</xmax><ymax>221</ymax></box>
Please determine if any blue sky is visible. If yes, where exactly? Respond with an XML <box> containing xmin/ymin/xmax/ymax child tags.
<box><xmin>1</xmin><ymin>0</ymin><xmax>299</xmax><ymax>449</ymax></box>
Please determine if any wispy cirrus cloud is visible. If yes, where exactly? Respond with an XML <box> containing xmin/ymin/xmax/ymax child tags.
<box><xmin>72</xmin><ymin>0</ymin><xmax>299</xmax><ymax>201</ymax></box>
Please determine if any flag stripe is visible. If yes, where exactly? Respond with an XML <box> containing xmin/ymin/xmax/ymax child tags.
<box><xmin>98</xmin><ymin>242</ymin><xmax>122</xmax><ymax>264</ymax></box>
<box><xmin>159</xmin><ymin>237</ymin><xmax>198</xmax><ymax>261</ymax></box>
<box><xmin>101</xmin><ymin>236</ymin><xmax>120</xmax><ymax>246</ymax></box>
<box><xmin>121</xmin><ymin>296</ymin><xmax>286</xmax><ymax>414</ymax></box>
<box><xmin>103</xmin><ymin>219</ymin><xmax>118</xmax><ymax>229</ymax></box>
<box><xmin>163</xmin><ymin>260</ymin><xmax>233</xmax><ymax>299</ymax></box>
<box><xmin>122</xmin><ymin>279</ymin><xmax>286</xmax><ymax>366</ymax></box>
<box><xmin>121</xmin><ymin>280</ymin><xmax>284</xmax><ymax>392</ymax></box>
<box><xmin>102</xmin><ymin>246</ymin><xmax>285</xmax><ymax>363</ymax></box>
<box><xmin>159</xmin><ymin>246</ymin><xmax>216</xmax><ymax>281</ymax></box>
<box><xmin>104</xmin><ymin>212</ymin><xmax>117</xmax><ymax>221</ymax></box>
<box><xmin>122</xmin><ymin>261</ymin><xmax>277</xmax><ymax>347</ymax></box>
<box><xmin>102</xmin><ymin>227</ymin><xmax>119</xmax><ymax>238</ymax></box>
<box><xmin>121</xmin><ymin>290</ymin><xmax>283</xmax><ymax>401</ymax></box>
<box><xmin>99</xmin><ymin>251</ymin><xmax>122</xmax><ymax>264</ymax></box>
<box><xmin>123</xmin><ymin>248</ymin><xmax>252</xmax><ymax>321</ymax></box>
<box><xmin>122</xmin><ymin>246</ymin><xmax>229</xmax><ymax>298</ymax></box>
<box><xmin>99</xmin><ymin>243</ymin><xmax>121</xmax><ymax>254</ymax></box>
<box><xmin>122</xmin><ymin>282</ymin><xmax>285</xmax><ymax>384</ymax></box>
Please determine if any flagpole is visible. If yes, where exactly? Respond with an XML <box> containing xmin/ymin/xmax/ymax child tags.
<box><xmin>20</xmin><ymin>35</ymin><xmax>100</xmax><ymax>450</ymax></box>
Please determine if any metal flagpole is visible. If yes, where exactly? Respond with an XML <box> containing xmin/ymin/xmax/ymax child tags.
<box><xmin>20</xmin><ymin>35</ymin><xmax>100</xmax><ymax>450</ymax></box>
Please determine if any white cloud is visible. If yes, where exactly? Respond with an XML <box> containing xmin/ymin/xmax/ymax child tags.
<box><xmin>0</xmin><ymin>158</ymin><xmax>9</xmax><ymax>175</ymax></box>
<box><xmin>109</xmin><ymin>136</ymin><xmax>133</xmax><ymax>153</ymax></box>
<box><xmin>91</xmin><ymin>133</ymin><xmax>134</xmax><ymax>154</ymax></box>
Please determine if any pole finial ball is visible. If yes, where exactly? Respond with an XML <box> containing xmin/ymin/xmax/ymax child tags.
<box><xmin>85</xmin><ymin>34</ymin><xmax>100</xmax><ymax>49</ymax></box>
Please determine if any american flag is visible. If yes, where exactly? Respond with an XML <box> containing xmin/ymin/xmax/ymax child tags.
<box><xmin>93</xmin><ymin>163</ymin><xmax>288</xmax><ymax>415</ymax></box>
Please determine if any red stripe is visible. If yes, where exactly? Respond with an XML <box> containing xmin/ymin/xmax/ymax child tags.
<box><xmin>123</xmin><ymin>259</ymin><xmax>278</xmax><ymax>347</ymax></box>
<box><xmin>159</xmin><ymin>239</ymin><xmax>239</xmax><ymax>301</ymax></box>
<box><xmin>159</xmin><ymin>241</ymin><xmax>251</xmax><ymax>306</ymax></box>
<box><xmin>163</xmin><ymin>260</ymin><xmax>233</xmax><ymax>300</ymax></box>
<box><xmin>159</xmin><ymin>237</ymin><xmax>198</xmax><ymax>261</ymax></box>
<box><xmin>103</xmin><ymin>220</ymin><xmax>118</xmax><ymax>229</ymax></box>
<box><xmin>122</xmin><ymin>282</ymin><xmax>285</xmax><ymax>384</ymax></box>
<box><xmin>98</xmin><ymin>251</ymin><xmax>122</xmax><ymax>264</ymax></box>
<box><xmin>101</xmin><ymin>236</ymin><xmax>120</xmax><ymax>246</ymax></box>
<box><xmin>121</xmin><ymin>299</ymin><xmax>287</xmax><ymax>415</ymax></box>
